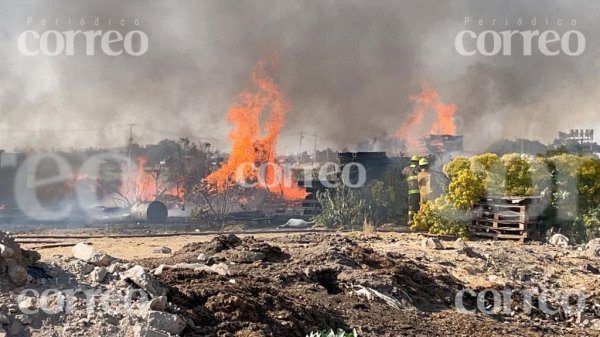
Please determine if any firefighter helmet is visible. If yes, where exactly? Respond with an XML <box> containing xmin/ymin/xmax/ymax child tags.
<box><xmin>419</xmin><ymin>158</ymin><xmax>429</xmax><ymax>166</ymax></box>
<box><xmin>411</xmin><ymin>155</ymin><xmax>420</xmax><ymax>162</ymax></box>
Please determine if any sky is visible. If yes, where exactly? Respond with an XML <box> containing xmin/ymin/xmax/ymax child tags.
<box><xmin>0</xmin><ymin>0</ymin><xmax>598</xmax><ymax>153</ymax></box>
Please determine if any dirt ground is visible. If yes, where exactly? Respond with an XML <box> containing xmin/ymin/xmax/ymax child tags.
<box><xmin>23</xmin><ymin>231</ymin><xmax>600</xmax><ymax>336</ymax></box>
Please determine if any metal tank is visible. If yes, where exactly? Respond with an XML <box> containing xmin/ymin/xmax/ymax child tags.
<box><xmin>130</xmin><ymin>201</ymin><xmax>168</xmax><ymax>223</ymax></box>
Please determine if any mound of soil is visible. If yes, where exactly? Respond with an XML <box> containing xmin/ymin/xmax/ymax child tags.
<box><xmin>135</xmin><ymin>233</ymin><xmax>600</xmax><ymax>336</ymax></box>
<box><xmin>142</xmin><ymin>234</ymin><xmax>471</xmax><ymax>336</ymax></box>
<box><xmin>139</xmin><ymin>234</ymin><xmax>290</xmax><ymax>269</ymax></box>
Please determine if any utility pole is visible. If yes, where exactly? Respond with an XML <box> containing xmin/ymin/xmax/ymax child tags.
<box><xmin>127</xmin><ymin>124</ymin><xmax>136</xmax><ymax>178</ymax></box>
<box><xmin>312</xmin><ymin>133</ymin><xmax>318</xmax><ymax>167</ymax></box>
<box><xmin>520</xmin><ymin>138</ymin><xmax>524</xmax><ymax>155</ymax></box>
<box><xmin>151</xmin><ymin>168</ymin><xmax>161</xmax><ymax>200</ymax></box>
<box><xmin>298</xmin><ymin>132</ymin><xmax>305</xmax><ymax>162</ymax></box>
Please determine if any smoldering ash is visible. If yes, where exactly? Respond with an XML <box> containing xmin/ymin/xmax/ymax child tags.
<box><xmin>17</xmin><ymin>17</ymin><xmax>148</xmax><ymax>56</ymax></box>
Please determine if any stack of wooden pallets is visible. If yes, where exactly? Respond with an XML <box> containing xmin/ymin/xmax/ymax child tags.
<box><xmin>469</xmin><ymin>196</ymin><xmax>543</xmax><ymax>242</ymax></box>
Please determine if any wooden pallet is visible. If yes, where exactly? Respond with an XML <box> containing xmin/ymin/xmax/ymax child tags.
<box><xmin>468</xmin><ymin>228</ymin><xmax>533</xmax><ymax>242</ymax></box>
<box><xmin>470</xmin><ymin>196</ymin><xmax>542</xmax><ymax>241</ymax></box>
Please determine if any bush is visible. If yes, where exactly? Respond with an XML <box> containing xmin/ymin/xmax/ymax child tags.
<box><xmin>447</xmin><ymin>169</ymin><xmax>485</xmax><ymax>210</ymax></box>
<box><xmin>361</xmin><ymin>180</ymin><xmax>392</xmax><ymax>226</ymax></box>
<box><xmin>439</xmin><ymin>153</ymin><xmax>600</xmax><ymax>242</ymax></box>
<box><xmin>443</xmin><ymin>156</ymin><xmax>471</xmax><ymax>180</ymax></box>
<box><xmin>374</xmin><ymin>166</ymin><xmax>408</xmax><ymax>225</ymax></box>
<box><xmin>411</xmin><ymin>196</ymin><xmax>470</xmax><ymax>238</ymax></box>
<box><xmin>314</xmin><ymin>184</ymin><xmax>365</xmax><ymax>229</ymax></box>
<box><xmin>539</xmin><ymin>154</ymin><xmax>600</xmax><ymax>241</ymax></box>
<box><xmin>502</xmin><ymin>154</ymin><xmax>534</xmax><ymax>196</ymax></box>
<box><xmin>314</xmin><ymin>165</ymin><xmax>408</xmax><ymax>229</ymax></box>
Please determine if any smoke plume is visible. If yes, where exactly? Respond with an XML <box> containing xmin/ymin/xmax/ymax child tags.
<box><xmin>0</xmin><ymin>0</ymin><xmax>598</xmax><ymax>153</ymax></box>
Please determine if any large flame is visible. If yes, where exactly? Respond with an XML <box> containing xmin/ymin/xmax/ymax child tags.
<box><xmin>396</xmin><ymin>85</ymin><xmax>457</xmax><ymax>151</ymax></box>
<box><xmin>206</xmin><ymin>56</ymin><xmax>306</xmax><ymax>200</ymax></box>
<box><xmin>119</xmin><ymin>157</ymin><xmax>155</xmax><ymax>202</ymax></box>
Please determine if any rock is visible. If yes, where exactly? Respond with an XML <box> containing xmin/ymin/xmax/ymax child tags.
<box><xmin>123</xmin><ymin>265</ymin><xmax>166</xmax><ymax>297</ymax></box>
<box><xmin>581</xmin><ymin>262</ymin><xmax>600</xmax><ymax>275</ymax></box>
<box><xmin>421</xmin><ymin>237</ymin><xmax>444</xmax><ymax>250</ymax></box>
<box><xmin>454</xmin><ymin>238</ymin><xmax>467</xmax><ymax>250</ymax></box>
<box><xmin>197</xmin><ymin>253</ymin><xmax>207</xmax><ymax>262</ymax></box>
<box><xmin>146</xmin><ymin>296</ymin><xmax>168</xmax><ymax>311</ymax></box>
<box><xmin>14</xmin><ymin>314</ymin><xmax>31</xmax><ymax>325</ymax></box>
<box><xmin>114</xmin><ymin>279</ymin><xmax>129</xmax><ymax>288</ymax></box>
<box><xmin>461</xmin><ymin>246</ymin><xmax>485</xmax><ymax>260</ymax></box>
<box><xmin>586</xmin><ymin>238</ymin><xmax>600</xmax><ymax>248</ymax></box>
<box><xmin>0</xmin><ymin>245</ymin><xmax>14</xmax><ymax>258</ymax></box>
<box><xmin>8</xmin><ymin>265</ymin><xmax>28</xmax><ymax>286</ymax></box>
<box><xmin>145</xmin><ymin>311</ymin><xmax>186</xmax><ymax>335</ymax></box>
<box><xmin>133</xmin><ymin>326</ymin><xmax>169</xmax><ymax>337</ymax></box>
<box><xmin>153</xmin><ymin>265</ymin><xmax>166</xmax><ymax>276</ymax></box>
<box><xmin>152</xmin><ymin>246</ymin><xmax>172</xmax><ymax>254</ymax></box>
<box><xmin>154</xmin><ymin>263</ymin><xmax>229</xmax><ymax>276</ymax></box>
<box><xmin>0</xmin><ymin>313</ymin><xmax>9</xmax><ymax>324</ymax></box>
<box><xmin>17</xmin><ymin>297</ymin><xmax>36</xmax><ymax>313</ymax></box>
<box><xmin>80</xmin><ymin>263</ymin><xmax>95</xmax><ymax>275</ymax></box>
<box><xmin>549</xmin><ymin>234</ymin><xmax>569</xmax><ymax>248</ymax></box>
<box><xmin>90</xmin><ymin>266</ymin><xmax>108</xmax><ymax>283</ymax></box>
<box><xmin>586</xmin><ymin>238</ymin><xmax>600</xmax><ymax>256</ymax></box>
<box><xmin>280</xmin><ymin>218</ymin><xmax>314</xmax><ymax>228</ymax></box>
<box><xmin>72</xmin><ymin>243</ymin><xmax>113</xmax><ymax>266</ymax></box>
<box><xmin>227</xmin><ymin>250</ymin><xmax>266</xmax><ymax>263</ymax></box>
<box><xmin>107</xmin><ymin>262</ymin><xmax>122</xmax><ymax>274</ymax></box>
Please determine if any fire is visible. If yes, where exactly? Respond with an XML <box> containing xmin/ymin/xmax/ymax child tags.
<box><xmin>118</xmin><ymin>157</ymin><xmax>155</xmax><ymax>203</ymax></box>
<box><xmin>118</xmin><ymin>157</ymin><xmax>185</xmax><ymax>204</ymax></box>
<box><xmin>395</xmin><ymin>108</ymin><xmax>425</xmax><ymax>151</ymax></box>
<box><xmin>206</xmin><ymin>56</ymin><xmax>306</xmax><ymax>200</ymax></box>
<box><xmin>396</xmin><ymin>85</ymin><xmax>457</xmax><ymax>151</ymax></box>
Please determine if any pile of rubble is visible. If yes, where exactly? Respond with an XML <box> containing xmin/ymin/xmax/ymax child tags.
<box><xmin>0</xmin><ymin>231</ymin><xmax>40</xmax><ymax>287</ymax></box>
<box><xmin>0</xmin><ymin>230</ymin><xmax>190</xmax><ymax>337</ymax></box>
<box><xmin>1</xmin><ymin>229</ymin><xmax>600</xmax><ymax>336</ymax></box>
<box><xmin>0</xmin><ymin>231</ymin><xmax>41</xmax><ymax>336</ymax></box>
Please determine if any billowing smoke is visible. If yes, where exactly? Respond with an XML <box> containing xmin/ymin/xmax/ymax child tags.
<box><xmin>0</xmin><ymin>0</ymin><xmax>597</xmax><ymax>153</ymax></box>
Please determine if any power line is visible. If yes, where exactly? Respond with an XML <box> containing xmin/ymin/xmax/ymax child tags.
<box><xmin>0</xmin><ymin>125</ymin><xmax>130</xmax><ymax>133</ymax></box>
<box><xmin>141</xmin><ymin>127</ymin><xmax>224</xmax><ymax>142</ymax></box>
<box><xmin>0</xmin><ymin>124</ymin><xmax>226</xmax><ymax>143</ymax></box>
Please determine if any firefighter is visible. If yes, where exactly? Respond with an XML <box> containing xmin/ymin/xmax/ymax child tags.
<box><xmin>402</xmin><ymin>155</ymin><xmax>420</xmax><ymax>224</ymax></box>
<box><xmin>418</xmin><ymin>157</ymin><xmax>432</xmax><ymax>207</ymax></box>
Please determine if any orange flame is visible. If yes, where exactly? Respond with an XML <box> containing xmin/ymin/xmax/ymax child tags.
<box><xmin>206</xmin><ymin>56</ymin><xmax>306</xmax><ymax>200</ymax></box>
<box><xmin>396</xmin><ymin>85</ymin><xmax>457</xmax><ymax>150</ymax></box>
<box><xmin>118</xmin><ymin>157</ymin><xmax>154</xmax><ymax>202</ymax></box>
<box><xmin>119</xmin><ymin>157</ymin><xmax>185</xmax><ymax>203</ymax></box>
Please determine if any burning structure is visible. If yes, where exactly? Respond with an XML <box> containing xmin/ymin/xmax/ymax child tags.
<box><xmin>395</xmin><ymin>85</ymin><xmax>460</xmax><ymax>156</ymax></box>
<box><xmin>422</xmin><ymin>134</ymin><xmax>464</xmax><ymax>161</ymax></box>
<box><xmin>393</xmin><ymin>85</ymin><xmax>464</xmax><ymax>166</ymax></box>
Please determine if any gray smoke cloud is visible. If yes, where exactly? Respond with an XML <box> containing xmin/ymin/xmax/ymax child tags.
<box><xmin>0</xmin><ymin>0</ymin><xmax>598</xmax><ymax>153</ymax></box>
